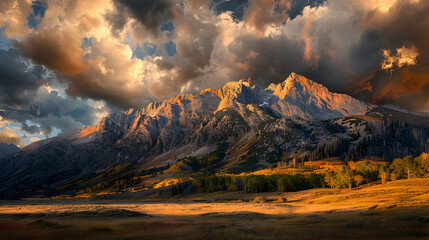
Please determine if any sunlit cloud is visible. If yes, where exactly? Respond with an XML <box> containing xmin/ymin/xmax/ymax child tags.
<box><xmin>28</xmin><ymin>137</ymin><xmax>40</xmax><ymax>142</ymax></box>
<box><xmin>381</xmin><ymin>46</ymin><xmax>419</xmax><ymax>71</ymax></box>
<box><xmin>0</xmin><ymin>0</ymin><xmax>428</xmax><ymax>142</ymax></box>
<box><xmin>0</xmin><ymin>127</ymin><xmax>24</xmax><ymax>147</ymax></box>
<box><xmin>302</xmin><ymin>17</ymin><xmax>320</xmax><ymax>67</ymax></box>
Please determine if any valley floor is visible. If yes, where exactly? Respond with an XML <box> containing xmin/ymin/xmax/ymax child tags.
<box><xmin>0</xmin><ymin>179</ymin><xmax>428</xmax><ymax>240</ymax></box>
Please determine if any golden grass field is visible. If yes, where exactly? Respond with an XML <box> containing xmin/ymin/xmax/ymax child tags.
<box><xmin>0</xmin><ymin>179</ymin><xmax>428</xmax><ymax>240</ymax></box>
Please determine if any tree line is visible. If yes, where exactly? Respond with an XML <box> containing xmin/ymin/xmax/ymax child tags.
<box><xmin>192</xmin><ymin>173</ymin><xmax>325</xmax><ymax>193</ymax></box>
<box><xmin>192</xmin><ymin>153</ymin><xmax>428</xmax><ymax>193</ymax></box>
<box><xmin>325</xmin><ymin>153</ymin><xmax>428</xmax><ymax>188</ymax></box>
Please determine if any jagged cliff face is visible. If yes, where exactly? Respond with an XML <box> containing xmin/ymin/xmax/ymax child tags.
<box><xmin>61</xmin><ymin>72</ymin><xmax>374</xmax><ymax>162</ymax></box>
<box><xmin>0</xmin><ymin>73</ymin><xmax>427</xmax><ymax>197</ymax></box>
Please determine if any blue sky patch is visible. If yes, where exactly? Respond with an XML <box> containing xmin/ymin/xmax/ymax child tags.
<box><xmin>27</xmin><ymin>1</ymin><xmax>48</xmax><ymax>30</ymax></box>
<box><xmin>0</xmin><ymin>29</ymin><xmax>12</xmax><ymax>50</ymax></box>
<box><xmin>161</xmin><ymin>22</ymin><xmax>174</xmax><ymax>32</ymax></box>
<box><xmin>214</xmin><ymin>0</ymin><xmax>248</xmax><ymax>21</ymax></box>
<box><xmin>133</xmin><ymin>42</ymin><xmax>159</xmax><ymax>60</ymax></box>
<box><xmin>164</xmin><ymin>41</ymin><xmax>176</xmax><ymax>56</ymax></box>
<box><xmin>82</xmin><ymin>37</ymin><xmax>93</xmax><ymax>48</ymax></box>
<box><xmin>213</xmin><ymin>0</ymin><xmax>327</xmax><ymax>21</ymax></box>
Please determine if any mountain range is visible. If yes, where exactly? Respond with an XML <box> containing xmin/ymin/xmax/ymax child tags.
<box><xmin>0</xmin><ymin>73</ymin><xmax>428</xmax><ymax>198</ymax></box>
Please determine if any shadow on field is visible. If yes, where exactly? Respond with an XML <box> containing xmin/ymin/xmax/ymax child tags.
<box><xmin>0</xmin><ymin>205</ymin><xmax>428</xmax><ymax>240</ymax></box>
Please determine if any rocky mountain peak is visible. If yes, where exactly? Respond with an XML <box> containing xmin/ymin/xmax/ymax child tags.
<box><xmin>273</xmin><ymin>72</ymin><xmax>329</xmax><ymax>100</ymax></box>
<box><xmin>64</xmin><ymin>73</ymin><xmax>378</xmax><ymax>144</ymax></box>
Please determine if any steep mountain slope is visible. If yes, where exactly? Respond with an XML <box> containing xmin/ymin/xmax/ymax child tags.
<box><xmin>0</xmin><ymin>73</ymin><xmax>427</xmax><ymax>198</ymax></box>
<box><xmin>0</xmin><ymin>143</ymin><xmax>20</xmax><ymax>159</ymax></box>
<box><xmin>269</xmin><ymin>73</ymin><xmax>373</xmax><ymax>119</ymax></box>
<box><xmin>383</xmin><ymin>104</ymin><xmax>429</xmax><ymax>118</ymax></box>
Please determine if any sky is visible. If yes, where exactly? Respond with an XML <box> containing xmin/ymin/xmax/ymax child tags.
<box><xmin>0</xmin><ymin>0</ymin><xmax>428</xmax><ymax>147</ymax></box>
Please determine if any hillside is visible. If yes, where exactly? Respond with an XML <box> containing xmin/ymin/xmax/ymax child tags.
<box><xmin>0</xmin><ymin>143</ymin><xmax>19</xmax><ymax>159</ymax></box>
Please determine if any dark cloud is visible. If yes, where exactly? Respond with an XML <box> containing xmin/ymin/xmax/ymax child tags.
<box><xmin>60</xmin><ymin>37</ymin><xmax>147</xmax><ymax>109</ymax></box>
<box><xmin>107</xmin><ymin>0</ymin><xmax>178</xmax><ymax>37</ymax></box>
<box><xmin>1</xmin><ymin>89</ymin><xmax>108</xmax><ymax>136</ymax></box>
<box><xmin>288</xmin><ymin>0</ymin><xmax>326</xmax><ymax>19</ymax></box>
<box><xmin>346</xmin><ymin>0</ymin><xmax>429</xmax><ymax>110</ymax></box>
<box><xmin>214</xmin><ymin>0</ymin><xmax>248</xmax><ymax>20</ymax></box>
<box><xmin>214</xmin><ymin>0</ymin><xmax>326</xmax><ymax>21</ymax></box>
<box><xmin>2</xmin><ymin>0</ymin><xmax>429</xmax><ymax>126</ymax></box>
<box><xmin>0</xmin><ymin>48</ymin><xmax>43</xmax><ymax>108</ymax></box>
<box><xmin>225</xmin><ymin>34</ymin><xmax>308</xmax><ymax>87</ymax></box>
<box><xmin>0</xmin><ymin>47</ymin><xmax>108</xmax><ymax>137</ymax></box>
<box><xmin>149</xmin><ymin>14</ymin><xmax>219</xmax><ymax>96</ymax></box>
<box><xmin>104</xmin><ymin>5</ymin><xmax>129</xmax><ymax>37</ymax></box>
<box><xmin>243</xmin><ymin>0</ymin><xmax>290</xmax><ymax>35</ymax></box>
<box><xmin>14</xmin><ymin>28</ymin><xmax>89</xmax><ymax>75</ymax></box>
<box><xmin>64</xmin><ymin>72</ymin><xmax>145</xmax><ymax>110</ymax></box>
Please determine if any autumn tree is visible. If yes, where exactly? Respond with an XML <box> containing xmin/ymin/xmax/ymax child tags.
<box><xmin>354</xmin><ymin>174</ymin><xmax>364</xmax><ymax>187</ymax></box>
<box><xmin>379</xmin><ymin>163</ymin><xmax>390</xmax><ymax>184</ymax></box>
<box><xmin>391</xmin><ymin>156</ymin><xmax>417</xmax><ymax>179</ymax></box>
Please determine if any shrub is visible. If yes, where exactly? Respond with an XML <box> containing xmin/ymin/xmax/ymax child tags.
<box><xmin>253</xmin><ymin>196</ymin><xmax>267</xmax><ymax>203</ymax></box>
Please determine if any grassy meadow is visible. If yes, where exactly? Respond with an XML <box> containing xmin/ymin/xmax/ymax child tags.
<box><xmin>0</xmin><ymin>179</ymin><xmax>428</xmax><ymax>240</ymax></box>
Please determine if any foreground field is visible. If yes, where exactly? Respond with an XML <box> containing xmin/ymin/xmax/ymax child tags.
<box><xmin>0</xmin><ymin>179</ymin><xmax>428</xmax><ymax>240</ymax></box>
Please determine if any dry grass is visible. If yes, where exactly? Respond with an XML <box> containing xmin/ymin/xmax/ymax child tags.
<box><xmin>1</xmin><ymin>209</ymin><xmax>428</xmax><ymax>240</ymax></box>
<box><xmin>0</xmin><ymin>179</ymin><xmax>428</xmax><ymax>239</ymax></box>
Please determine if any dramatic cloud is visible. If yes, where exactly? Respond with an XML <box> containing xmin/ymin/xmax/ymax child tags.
<box><xmin>148</xmin><ymin>9</ymin><xmax>219</xmax><ymax>96</ymax></box>
<box><xmin>0</xmin><ymin>84</ymin><xmax>111</xmax><ymax>137</ymax></box>
<box><xmin>106</xmin><ymin>0</ymin><xmax>179</xmax><ymax>38</ymax></box>
<box><xmin>288</xmin><ymin>0</ymin><xmax>326</xmax><ymax>19</ymax></box>
<box><xmin>0</xmin><ymin>127</ymin><xmax>24</xmax><ymax>147</ymax></box>
<box><xmin>243</xmin><ymin>0</ymin><xmax>290</xmax><ymax>36</ymax></box>
<box><xmin>15</xmin><ymin>28</ymin><xmax>89</xmax><ymax>75</ymax></box>
<box><xmin>381</xmin><ymin>46</ymin><xmax>419</xmax><ymax>71</ymax></box>
<box><xmin>302</xmin><ymin>17</ymin><xmax>320</xmax><ymax>67</ymax></box>
<box><xmin>0</xmin><ymin>0</ymin><xmax>33</xmax><ymax>39</ymax></box>
<box><xmin>65</xmin><ymin>37</ymin><xmax>148</xmax><ymax>108</ymax></box>
<box><xmin>349</xmin><ymin>0</ymin><xmax>429</xmax><ymax>109</ymax></box>
<box><xmin>0</xmin><ymin>0</ymin><xmax>428</xmax><ymax>146</ymax></box>
<box><xmin>0</xmin><ymin>47</ymin><xmax>110</xmax><ymax>143</ymax></box>
<box><xmin>188</xmin><ymin>0</ymin><xmax>212</xmax><ymax>10</ymax></box>
<box><xmin>0</xmin><ymin>48</ymin><xmax>44</xmax><ymax>108</ymax></box>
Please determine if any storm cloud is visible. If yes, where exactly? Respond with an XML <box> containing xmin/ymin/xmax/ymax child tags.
<box><xmin>0</xmin><ymin>48</ymin><xmax>43</xmax><ymax>108</ymax></box>
<box><xmin>106</xmin><ymin>0</ymin><xmax>179</xmax><ymax>38</ymax></box>
<box><xmin>1</xmin><ymin>0</ymin><xmax>429</xmax><ymax>146</ymax></box>
<box><xmin>0</xmin><ymin>49</ymin><xmax>109</xmax><ymax>143</ymax></box>
<box><xmin>15</xmin><ymin>28</ymin><xmax>89</xmax><ymax>75</ymax></box>
<box><xmin>345</xmin><ymin>0</ymin><xmax>429</xmax><ymax>110</ymax></box>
